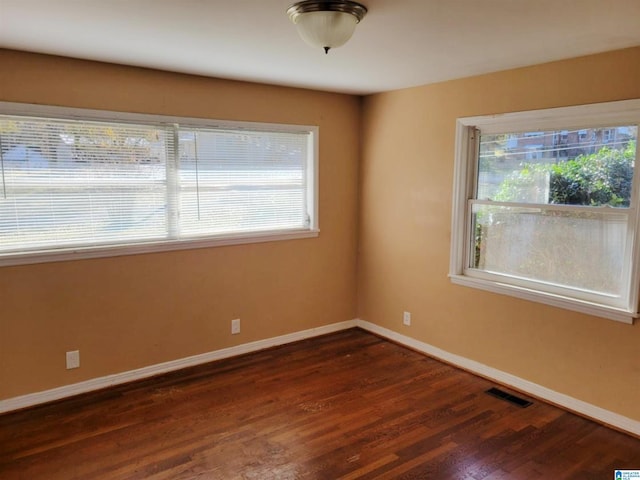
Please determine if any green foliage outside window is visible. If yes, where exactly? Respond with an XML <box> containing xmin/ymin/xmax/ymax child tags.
<box><xmin>494</xmin><ymin>141</ymin><xmax>635</xmax><ymax>206</ymax></box>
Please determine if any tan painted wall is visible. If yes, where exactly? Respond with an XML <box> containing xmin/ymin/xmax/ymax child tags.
<box><xmin>358</xmin><ymin>47</ymin><xmax>640</xmax><ymax>421</ymax></box>
<box><xmin>0</xmin><ymin>50</ymin><xmax>361</xmax><ymax>399</ymax></box>
<box><xmin>2</xmin><ymin>46</ymin><xmax>639</xmax><ymax>423</ymax></box>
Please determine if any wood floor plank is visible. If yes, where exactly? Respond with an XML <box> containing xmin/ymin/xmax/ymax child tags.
<box><xmin>1</xmin><ymin>328</ymin><xmax>639</xmax><ymax>479</ymax></box>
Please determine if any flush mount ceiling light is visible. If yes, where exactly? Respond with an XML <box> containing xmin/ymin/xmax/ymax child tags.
<box><xmin>287</xmin><ymin>0</ymin><xmax>368</xmax><ymax>54</ymax></box>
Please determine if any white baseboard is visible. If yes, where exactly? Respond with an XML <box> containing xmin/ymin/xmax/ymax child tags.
<box><xmin>0</xmin><ymin>320</ymin><xmax>357</xmax><ymax>414</ymax></box>
<box><xmin>3</xmin><ymin>318</ymin><xmax>639</xmax><ymax>438</ymax></box>
<box><xmin>354</xmin><ymin>319</ymin><xmax>640</xmax><ymax>437</ymax></box>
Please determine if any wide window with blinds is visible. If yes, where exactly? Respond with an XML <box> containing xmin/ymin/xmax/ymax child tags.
<box><xmin>0</xmin><ymin>103</ymin><xmax>318</xmax><ymax>266</ymax></box>
<box><xmin>450</xmin><ymin>100</ymin><xmax>640</xmax><ymax>323</ymax></box>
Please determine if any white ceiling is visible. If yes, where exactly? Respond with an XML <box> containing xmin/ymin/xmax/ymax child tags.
<box><xmin>1</xmin><ymin>0</ymin><xmax>639</xmax><ymax>95</ymax></box>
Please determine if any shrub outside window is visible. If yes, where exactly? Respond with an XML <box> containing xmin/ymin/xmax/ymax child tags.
<box><xmin>450</xmin><ymin>100</ymin><xmax>640</xmax><ymax>323</ymax></box>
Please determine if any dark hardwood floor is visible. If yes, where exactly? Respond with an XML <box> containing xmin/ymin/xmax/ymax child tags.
<box><xmin>1</xmin><ymin>328</ymin><xmax>639</xmax><ymax>479</ymax></box>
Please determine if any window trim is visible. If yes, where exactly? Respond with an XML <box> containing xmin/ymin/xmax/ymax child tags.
<box><xmin>450</xmin><ymin>99</ymin><xmax>640</xmax><ymax>324</ymax></box>
<box><xmin>0</xmin><ymin>102</ymin><xmax>319</xmax><ymax>267</ymax></box>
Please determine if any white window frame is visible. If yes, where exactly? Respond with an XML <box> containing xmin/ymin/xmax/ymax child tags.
<box><xmin>0</xmin><ymin>102</ymin><xmax>319</xmax><ymax>267</ymax></box>
<box><xmin>450</xmin><ymin>99</ymin><xmax>640</xmax><ymax>324</ymax></box>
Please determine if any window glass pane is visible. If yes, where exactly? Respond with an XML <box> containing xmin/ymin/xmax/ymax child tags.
<box><xmin>478</xmin><ymin>126</ymin><xmax>637</xmax><ymax>206</ymax></box>
<box><xmin>178</xmin><ymin>129</ymin><xmax>309</xmax><ymax>237</ymax></box>
<box><xmin>472</xmin><ymin>204</ymin><xmax>628</xmax><ymax>297</ymax></box>
<box><xmin>0</xmin><ymin>116</ymin><xmax>169</xmax><ymax>253</ymax></box>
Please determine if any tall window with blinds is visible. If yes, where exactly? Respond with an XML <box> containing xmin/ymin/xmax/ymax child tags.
<box><xmin>0</xmin><ymin>105</ymin><xmax>317</xmax><ymax>265</ymax></box>
<box><xmin>450</xmin><ymin>100</ymin><xmax>640</xmax><ymax>323</ymax></box>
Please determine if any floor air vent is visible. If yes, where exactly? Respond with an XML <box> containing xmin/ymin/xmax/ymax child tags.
<box><xmin>485</xmin><ymin>387</ymin><xmax>533</xmax><ymax>408</ymax></box>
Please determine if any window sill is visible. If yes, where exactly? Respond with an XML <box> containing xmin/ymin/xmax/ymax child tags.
<box><xmin>0</xmin><ymin>229</ymin><xmax>320</xmax><ymax>268</ymax></box>
<box><xmin>449</xmin><ymin>274</ymin><xmax>637</xmax><ymax>324</ymax></box>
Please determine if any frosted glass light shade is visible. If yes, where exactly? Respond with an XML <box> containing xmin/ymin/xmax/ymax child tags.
<box><xmin>287</xmin><ymin>1</ymin><xmax>367</xmax><ymax>53</ymax></box>
<box><xmin>294</xmin><ymin>11</ymin><xmax>358</xmax><ymax>50</ymax></box>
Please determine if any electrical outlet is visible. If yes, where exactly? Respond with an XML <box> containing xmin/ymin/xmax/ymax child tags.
<box><xmin>403</xmin><ymin>311</ymin><xmax>411</xmax><ymax>326</ymax></box>
<box><xmin>66</xmin><ymin>350</ymin><xmax>80</xmax><ymax>369</ymax></box>
<box><xmin>231</xmin><ymin>318</ymin><xmax>241</xmax><ymax>335</ymax></box>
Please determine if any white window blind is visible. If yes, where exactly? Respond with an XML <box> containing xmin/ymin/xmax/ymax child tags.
<box><xmin>0</xmin><ymin>104</ymin><xmax>317</xmax><ymax>265</ymax></box>
<box><xmin>178</xmin><ymin>128</ymin><xmax>310</xmax><ymax>237</ymax></box>
<box><xmin>0</xmin><ymin>116</ymin><xmax>172</xmax><ymax>253</ymax></box>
